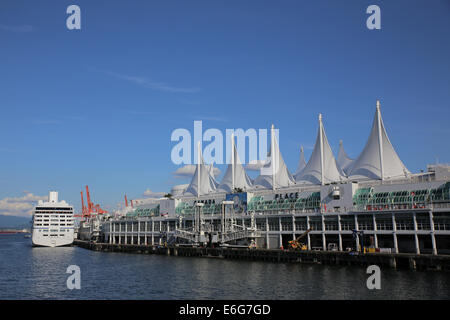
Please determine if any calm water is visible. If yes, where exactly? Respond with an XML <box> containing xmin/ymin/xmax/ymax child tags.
<box><xmin>0</xmin><ymin>234</ymin><xmax>449</xmax><ymax>300</ymax></box>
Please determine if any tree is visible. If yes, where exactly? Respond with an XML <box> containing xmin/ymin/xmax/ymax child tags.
<box><xmin>233</xmin><ymin>188</ymin><xmax>244</xmax><ymax>194</ymax></box>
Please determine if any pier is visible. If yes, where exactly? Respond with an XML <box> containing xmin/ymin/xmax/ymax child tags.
<box><xmin>74</xmin><ymin>239</ymin><xmax>450</xmax><ymax>271</ymax></box>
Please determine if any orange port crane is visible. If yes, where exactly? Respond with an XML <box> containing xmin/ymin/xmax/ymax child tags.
<box><xmin>81</xmin><ymin>191</ymin><xmax>87</xmax><ymax>216</ymax></box>
<box><xmin>75</xmin><ymin>185</ymin><xmax>108</xmax><ymax>219</ymax></box>
<box><xmin>74</xmin><ymin>191</ymin><xmax>88</xmax><ymax>218</ymax></box>
<box><xmin>86</xmin><ymin>185</ymin><xmax>93</xmax><ymax>215</ymax></box>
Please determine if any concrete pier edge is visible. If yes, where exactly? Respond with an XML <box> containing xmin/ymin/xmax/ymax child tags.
<box><xmin>74</xmin><ymin>240</ymin><xmax>450</xmax><ymax>271</ymax></box>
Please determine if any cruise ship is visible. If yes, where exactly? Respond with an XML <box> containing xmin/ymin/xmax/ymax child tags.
<box><xmin>92</xmin><ymin>101</ymin><xmax>450</xmax><ymax>255</ymax></box>
<box><xmin>31</xmin><ymin>191</ymin><xmax>75</xmax><ymax>247</ymax></box>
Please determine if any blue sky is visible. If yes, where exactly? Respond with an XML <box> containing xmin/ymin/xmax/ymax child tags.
<box><xmin>1</xmin><ymin>0</ymin><xmax>449</xmax><ymax>215</ymax></box>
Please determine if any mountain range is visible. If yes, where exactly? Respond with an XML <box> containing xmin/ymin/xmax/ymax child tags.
<box><xmin>0</xmin><ymin>215</ymin><xmax>31</xmax><ymax>229</ymax></box>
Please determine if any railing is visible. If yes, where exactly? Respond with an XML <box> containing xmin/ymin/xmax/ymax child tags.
<box><xmin>221</xmin><ymin>229</ymin><xmax>261</xmax><ymax>243</ymax></box>
<box><xmin>417</xmin><ymin>222</ymin><xmax>431</xmax><ymax>230</ymax></box>
<box><xmin>376</xmin><ymin>223</ymin><xmax>393</xmax><ymax>230</ymax></box>
<box><xmin>356</xmin><ymin>175</ymin><xmax>437</xmax><ymax>187</ymax></box>
<box><xmin>294</xmin><ymin>224</ymin><xmax>308</xmax><ymax>231</ymax></box>
<box><xmin>250</xmin><ymin>208</ymin><xmax>320</xmax><ymax>215</ymax></box>
<box><xmin>174</xmin><ymin>229</ymin><xmax>197</xmax><ymax>242</ymax></box>
<box><xmin>341</xmin><ymin>224</ymin><xmax>355</xmax><ymax>230</ymax></box>
<box><xmin>250</xmin><ymin>201</ymin><xmax>450</xmax><ymax>215</ymax></box>
<box><xmin>434</xmin><ymin>223</ymin><xmax>450</xmax><ymax>231</ymax></box>
<box><xmin>395</xmin><ymin>222</ymin><xmax>415</xmax><ymax>230</ymax></box>
<box><xmin>325</xmin><ymin>224</ymin><xmax>339</xmax><ymax>231</ymax></box>
<box><xmin>432</xmin><ymin>202</ymin><xmax>450</xmax><ymax>209</ymax></box>
<box><xmin>352</xmin><ymin>202</ymin><xmax>450</xmax><ymax>213</ymax></box>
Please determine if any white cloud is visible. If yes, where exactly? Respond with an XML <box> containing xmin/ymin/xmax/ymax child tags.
<box><xmin>142</xmin><ymin>189</ymin><xmax>165</xmax><ymax>198</ymax></box>
<box><xmin>173</xmin><ymin>164</ymin><xmax>221</xmax><ymax>178</ymax></box>
<box><xmin>0</xmin><ymin>192</ymin><xmax>47</xmax><ymax>217</ymax></box>
<box><xmin>100</xmin><ymin>70</ymin><xmax>201</xmax><ymax>93</ymax></box>
<box><xmin>173</xmin><ymin>165</ymin><xmax>196</xmax><ymax>177</ymax></box>
<box><xmin>192</xmin><ymin>115</ymin><xmax>228</xmax><ymax>122</ymax></box>
<box><xmin>211</xmin><ymin>167</ymin><xmax>221</xmax><ymax>177</ymax></box>
<box><xmin>32</xmin><ymin>119</ymin><xmax>63</xmax><ymax>125</ymax></box>
<box><xmin>0</xmin><ymin>25</ymin><xmax>34</xmax><ymax>32</ymax></box>
<box><xmin>245</xmin><ymin>159</ymin><xmax>267</xmax><ymax>171</ymax></box>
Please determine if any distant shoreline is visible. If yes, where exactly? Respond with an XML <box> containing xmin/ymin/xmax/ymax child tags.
<box><xmin>0</xmin><ymin>230</ymin><xmax>29</xmax><ymax>234</ymax></box>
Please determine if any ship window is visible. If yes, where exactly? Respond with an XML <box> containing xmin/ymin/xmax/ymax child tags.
<box><xmin>43</xmin><ymin>224</ymin><xmax>49</xmax><ymax>226</ymax></box>
<box><xmin>43</xmin><ymin>234</ymin><xmax>48</xmax><ymax>236</ymax></box>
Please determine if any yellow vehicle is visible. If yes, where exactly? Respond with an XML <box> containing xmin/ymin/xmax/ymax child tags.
<box><xmin>365</xmin><ymin>247</ymin><xmax>377</xmax><ymax>253</ymax></box>
<box><xmin>290</xmin><ymin>242</ymin><xmax>308</xmax><ymax>250</ymax></box>
<box><xmin>288</xmin><ymin>228</ymin><xmax>312</xmax><ymax>251</ymax></box>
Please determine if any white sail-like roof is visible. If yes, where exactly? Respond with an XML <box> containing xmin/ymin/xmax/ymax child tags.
<box><xmin>218</xmin><ymin>137</ymin><xmax>253</xmax><ymax>193</ymax></box>
<box><xmin>208</xmin><ymin>163</ymin><xmax>220</xmax><ymax>188</ymax></box>
<box><xmin>294</xmin><ymin>146</ymin><xmax>307</xmax><ymax>176</ymax></box>
<box><xmin>337</xmin><ymin>140</ymin><xmax>354</xmax><ymax>174</ymax></box>
<box><xmin>348</xmin><ymin>101</ymin><xmax>410</xmax><ymax>180</ymax></box>
<box><xmin>184</xmin><ymin>153</ymin><xmax>218</xmax><ymax>197</ymax></box>
<box><xmin>253</xmin><ymin>125</ymin><xmax>295</xmax><ymax>190</ymax></box>
<box><xmin>295</xmin><ymin>114</ymin><xmax>346</xmax><ymax>185</ymax></box>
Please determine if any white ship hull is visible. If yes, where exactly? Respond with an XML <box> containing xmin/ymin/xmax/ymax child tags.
<box><xmin>32</xmin><ymin>229</ymin><xmax>74</xmax><ymax>247</ymax></box>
